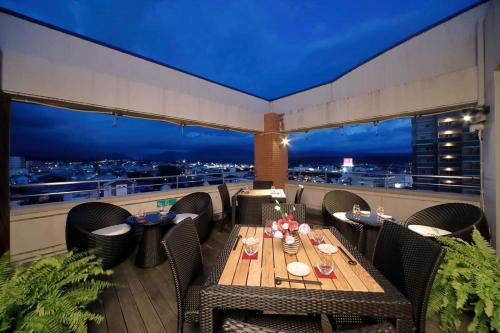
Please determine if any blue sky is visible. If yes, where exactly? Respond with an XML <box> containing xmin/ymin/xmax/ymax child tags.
<box><xmin>11</xmin><ymin>102</ymin><xmax>411</xmax><ymax>164</ymax></box>
<box><xmin>0</xmin><ymin>0</ymin><xmax>481</xmax><ymax>99</ymax></box>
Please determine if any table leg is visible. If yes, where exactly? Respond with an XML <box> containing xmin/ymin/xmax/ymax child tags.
<box><xmin>135</xmin><ymin>225</ymin><xmax>167</xmax><ymax>268</ymax></box>
<box><xmin>200</xmin><ymin>304</ymin><xmax>214</xmax><ymax>333</ymax></box>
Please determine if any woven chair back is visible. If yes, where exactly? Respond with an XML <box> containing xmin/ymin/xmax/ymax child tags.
<box><xmin>262</xmin><ymin>203</ymin><xmax>306</xmax><ymax>224</ymax></box>
<box><xmin>373</xmin><ymin>222</ymin><xmax>445</xmax><ymax>333</ymax></box>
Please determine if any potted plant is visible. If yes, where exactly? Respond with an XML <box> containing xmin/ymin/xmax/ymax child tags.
<box><xmin>427</xmin><ymin>229</ymin><xmax>500</xmax><ymax>333</ymax></box>
<box><xmin>0</xmin><ymin>250</ymin><xmax>113</xmax><ymax>333</ymax></box>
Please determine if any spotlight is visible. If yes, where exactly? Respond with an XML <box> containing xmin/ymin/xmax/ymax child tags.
<box><xmin>281</xmin><ymin>137</ymin><xmax>290</xmax><ymax>146</ymax></box>
<box><xmin>463</xmin><ymin>114</ymin><xmax>472</xmax><ymax>122</ymax></box>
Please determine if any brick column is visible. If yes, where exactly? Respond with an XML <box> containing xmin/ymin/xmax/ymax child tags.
<box><xmin>254</xmin><ymin>113</ymin><xmax>288</xmax><ymax>188</ymax></box>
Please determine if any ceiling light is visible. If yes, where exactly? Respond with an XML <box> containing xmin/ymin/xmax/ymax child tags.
<box><xmin>281</xmin><ymin>137</ymin><xmax>290</xmax><ymax>146</ymax></box>
<box><xmin>463</xmin><ymin>114</ymin><xmax>472</xmax><ymax>122</ymax></box>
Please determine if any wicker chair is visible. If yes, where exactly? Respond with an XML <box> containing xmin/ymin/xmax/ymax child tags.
<box><xmin>262</xmin><ymin>203</ymin><xmax>306</xmax><ymax>224</ymax></box>
<box><xmin>222</xmin><ymin>317</ymin><xmax>396</xmax><ymax>333</ymax></box>
<box><xmin>161</xmin><ymin>218</ymin><xmax>204</xmax><ymax>333</ymax></box>
<box><xmin>218</xmin><ymin>183</ymin><xmax>233</xmax><ymax>230</ymax></box>
<box><xmin>294</xmin><ymin>184</ymin><xmax>305</xmax><ymax>204</ymax></box>
<box><xmin>403</xmin><ymin>203</ymin><xmax>489</xmax><ymax>242</ymax></box>
<box><xmin>237</xmin><ymin>195</ymin><xmax>273</xmax><ymax>225</ymax></box>
<box><xmin>170</xmin><ymin>192</ymin><xmax>213</xmax><ymax>243</ymax></box>
<box><xmin>333</xmin><ymin>222</ymin><xmax>445</xmax><ymax>333</ymax></box>
<box><xmin>253</xmin><ymin>180</ymin><xmax>274</xmax><ymax>189</ymax></box>
<box><xmin>322</xmin><ymin>190</ymin><xmax>370</xmax><ymax>247</ymax></box>
<box><xmin>65</xmin><ymin>202</ymin><xmax>134</xmax><ymax>269</ymax></box>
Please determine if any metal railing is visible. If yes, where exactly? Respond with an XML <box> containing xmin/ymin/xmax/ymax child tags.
<box><xmin>287</xmin><ymin>171</ymin><xmax>480</xmax><ymax>194</ymax></box>
<box><xmin>10</xmin><ymin>172</ymin><xmax>254</xmax><ymax>206</ymax></box>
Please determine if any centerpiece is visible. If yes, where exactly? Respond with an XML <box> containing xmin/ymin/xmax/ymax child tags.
<box><xmin>273</xmin><ymin>203</ymin><xmax>310</xmax><ymax>254</ymax></box>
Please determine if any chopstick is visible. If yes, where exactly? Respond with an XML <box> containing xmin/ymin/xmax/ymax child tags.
<box><xmin>338</xmin><ymin>246</ymin><xmax>357</xmax><ymax>265</ymax></box>
<box><xmin>275</xmin><ymin>277</ymin><xmax>322</xmax><ymax>286</ymax></box>
<box><xmin>232</xmin><ymin>235</ymin><xmax>242</xmax><ymax>250</ymax></box>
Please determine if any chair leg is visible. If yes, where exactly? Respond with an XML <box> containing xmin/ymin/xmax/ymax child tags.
<box><xmin>219</xmin><ymin>213</ymin><xmax>226</xmax><ymax>231</ymax></box>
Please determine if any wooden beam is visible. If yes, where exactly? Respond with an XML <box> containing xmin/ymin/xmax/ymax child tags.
<box><xmin>0</xmin><ymin>92</ymin><xmax>10</xmax><ymax>255</ymax></box>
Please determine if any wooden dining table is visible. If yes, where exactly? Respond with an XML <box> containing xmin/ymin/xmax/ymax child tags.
<box><xmin>201</xmin><ymin>225</ymin><xmax>413</xmax><ymax>332</ymax></box>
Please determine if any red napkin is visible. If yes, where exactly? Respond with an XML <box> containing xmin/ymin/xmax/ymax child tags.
<box><xmin>313</xmin><ymin>266</ymin><xmax>337</xmax><ymax>279</ymax></box>
<box><xmin>242</xmin><ymin>252</ymin><xmax>258</xmax><ymax>260</ymax></box>
<box><xmin>310</xmin><ymin>239</ymin><xmax>325</xmax><ymax>246</ymax></box>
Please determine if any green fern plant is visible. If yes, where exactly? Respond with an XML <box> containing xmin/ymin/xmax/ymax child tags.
<box><xmin>0</xmin><ymin>250</ymin><xmax>113</xmax><ymax>333</ymax></box>
<box><xmin>427</xmin><ymin>229</ymin><xmax>500</xmax><ymax>333</ymax></box>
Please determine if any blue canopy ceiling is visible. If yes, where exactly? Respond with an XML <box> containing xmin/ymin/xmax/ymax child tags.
<box><xmin>0</xmin><ymin>0</ymin><xmax>484</xmax><ymax>100</ymax></box>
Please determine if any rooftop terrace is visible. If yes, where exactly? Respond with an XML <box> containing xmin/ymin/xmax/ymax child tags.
<box><xmin>0</xmin><ymin>1</ymin><xmax>499</xmax><ymax>332</ymax></box>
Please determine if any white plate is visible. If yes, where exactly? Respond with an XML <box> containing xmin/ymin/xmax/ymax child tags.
<box><xmin>318</xmin><ymin>243</ymin><xmax>338</xmax><ymax>254</ymax></box>
<box><xmin>286</xmin><ymin>262</ymin><xmax>311</xmax><ymax>277</ymax></box>
<box><xmin>408</xmin><ymin>225</ymin><xmax>451</xmax><ymax>237</ymax></box>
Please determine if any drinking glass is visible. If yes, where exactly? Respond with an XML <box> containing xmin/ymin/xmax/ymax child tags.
<box><xmin>352</xmin><ymin>204</ymin><xmax>361</xmax><ymax>216</ymax></box>
<box><xmin>376</xmin><ymin>206</ymin><xmax>385</xmax><ymax>220</ymax></box>
<box><xmin>312</xmin><ymin>225</ymin><xmax>324</xmax><ymax>245</ymax></box>
<box><xmin>317</xmin><ymin>252</ymin><xmax>334</xmax><ymax>275</ymax></box>
<box><xmin>243</xmin><ymin>237</ymin><xmax>258</xmax><ymax>256</ymax></box>
<box><xmin>137</xmin><ymin>209</ymin><xmax>145</xmax><ymax>221</ymax></box>
<box><xmin>264</xmin><ymin>220</ymin><xmax>274</xmax><ymax>237</ymax></box>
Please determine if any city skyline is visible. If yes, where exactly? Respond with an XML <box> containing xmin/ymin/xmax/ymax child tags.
<box><xmin>11</xmin><ymin>102</ymin><xmax>412</xmax><ymax>165</ymax></box>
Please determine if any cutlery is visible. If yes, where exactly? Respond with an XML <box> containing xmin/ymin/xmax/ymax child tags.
<box><xmin>338</xmin><ymin>246</ymin><xmax>357</xmax><ymax>265</ymax></box>
<box><xmin>233</xmin><ymin>235</ymin><xmax>242</xmax><ymax>250</ymax></box>
<box><xmin>275</xmin><ymin>277</ymin><xmax>322</xmax><ymax>286</ymax></box>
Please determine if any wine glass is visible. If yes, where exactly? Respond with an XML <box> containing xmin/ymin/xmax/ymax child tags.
<box><xmin>264</xmin><ymin>220</ymin><xmax>274</xmax><ymax>237</ymax></box>
<box><xmin>317</xmin><ymin>253</ymin><xmax>334</xmax><ymax>275</ymax></box>
<box><xmin>312</xmin><ymin>225</ymin><xmax>324</xmax><ymax>245</ymax></box>
<box><xmin>352</xmin><ymin>204</ymin><xmax>361</xmax><ymax>216</ymax></box>
<box><xmin>243</xmin><ymin>237</ymin><xmax>258</xmax><ymax>256</ymax></box>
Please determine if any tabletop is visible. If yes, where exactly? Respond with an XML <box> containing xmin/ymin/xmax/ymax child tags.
<box><xmin>201</xmin><ymin>225</ymin><xmax>413</xmax><ymax>333</ymax></box>
<box><xmin>126</xmin><ymin>211</ymin><xmax>176</xmax><ymax>227</ymax></box>
<box><xmin>218</xmin><ymin>226</ymin><xmax>383</xmax><ymax>292</ymax></box>
<box><xmin>239</xmin><ymin>188</ymin><xmax>286</xmax><ymax>199</ymax></box>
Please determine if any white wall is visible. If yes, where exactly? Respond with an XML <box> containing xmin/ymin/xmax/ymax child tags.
<box><xmin>483</xmin><ymin>0</ymin><xmax>500</xmax><ymax>253</ymax></box>
<box><xmin>275</xmin><ymin>4</ymin><xmax>487</xmax><ymax>131</ymax></box>
<box><xmin>0</xmin><ymin>13</ymin><xmax>268</xmax><ymax>132</ymax></box>
<box><xmin>9</xmin><ymin>182</ymin><xmax>249</xmax><ymax>263</ymax></box>
<box><xmin>285</xmin><ymin>182</ymin><xmax>480</xmax><ymax>222</ymax></box>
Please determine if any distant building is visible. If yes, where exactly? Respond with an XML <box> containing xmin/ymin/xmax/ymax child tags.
<box><xmin>412</xmin><ymin>109</ymin><xmax>480</xmax><ymax>193</ymax></box>
<box><xmin>10</xmin><ymin>156</ymin><xmax>26</xmax><ymax>169</ymax></box>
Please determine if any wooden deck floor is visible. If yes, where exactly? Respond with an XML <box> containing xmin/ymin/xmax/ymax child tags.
<box><xmin>89</xmin><ymin>213</ymin><xmax>442</xmax><ymax>333</ymax></box>
<box><xmin>89</xmin><ymin>224</ymin><xmax>230</xmax><ymax>333</ymax></box>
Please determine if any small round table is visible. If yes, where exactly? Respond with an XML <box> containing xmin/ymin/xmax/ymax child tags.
<box><xmin>126</xmin><ymin>211</ymin><xmax>176</xmax><ymax>268</ymax></box>
<box><xmin>345</xmin><ymin>211</ymin><xmax>397</xmax><ymax>262</ymax></box>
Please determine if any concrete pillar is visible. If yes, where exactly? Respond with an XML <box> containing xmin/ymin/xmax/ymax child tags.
<box><xmin>254</xmin><ymin>113</ymin><xmax>288</xmax><ymax>188</ymax></box>
<box><xmin>0</xmin><ymin>93</ymin><xmax>10</xmax><ymax>255</ymax></box>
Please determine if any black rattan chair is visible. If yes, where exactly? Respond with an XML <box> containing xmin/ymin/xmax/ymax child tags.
<box><xmin>218</xmin><ymin>183</ymin><xmax>232</xmax><ymax>230</ymax></box>
<box><xmin>403</xmin><ymin>203</ymin><xmax>489</xmax><ymax>242</ymax></box>
<box><xmin>294</xmin><ymin>184</ymin><xmax>304</xmax><ymax>204</ymax></box>
<box><xmin>170</xmin><ymin>192</ymin><xmax>213</xmax><ymax>243</ymax></box>
<box><xmin>65</xmin><ymin>202</ymin><xmax>134</xmax><ymax>269</ymax></box>
<box><xmin>237</xmin><ymin>195</ymin><xmax>273</xmax><ymax>225</ymax></box>
<box><xmin>253</xmin><ymin>180</ymin><xmax>274</xmax><ymax>189</ymax></box>
<box><xmin>262</xmin><ymin>203</ymin><xmax>306</xmax><ymax>224</ymax></box>
<box><xmin>333</xmin><ymin>222</ymin><xmax>445</xmax><ymax>333</ymax></box>
<box><xmin>322</xmin><ymin>190</ymin><xmax>370</xmax><ymax>247</ymax></box>
<box><xmin>222</xmin><ymin>317</ymin><xmax>396</xmax><ymax>333</ymax></box>
<box><xmin>161</xmin><ymin>218</ymin><xmax>204</xmax><ymax>333</ymax></box>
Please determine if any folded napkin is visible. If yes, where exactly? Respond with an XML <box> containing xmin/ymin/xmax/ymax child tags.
<box><xmin>313</xmin><ymin>266</ymin><xmax>336</xmax><ymax>279</ymax></box>
<box><xmin>242</xmin><ymin>252</ymin><xmax>258</xmax><ymax>260</ymax></box>
<box><xmin>310</xmin><ymin>239</ymin><xmax>325</xmax><ymax>246</ymax></box>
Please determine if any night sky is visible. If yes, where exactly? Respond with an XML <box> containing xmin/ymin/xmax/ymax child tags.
<box><xmin>3</xmin><ymin>1</ymin><xmax>478</xmax><ymax>163</ymax></box>
<box><xmin>11</xmin><ymin>102</ymin><xmax>411</xmax><ymax>164</ymax></box>
<box><xmin>0</xmin><ymin>0</ymin><xmax>481</xmax><ymax>99</ymax></box>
